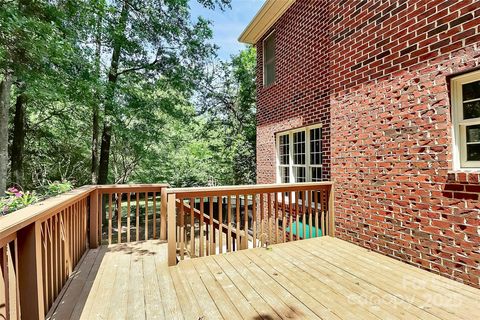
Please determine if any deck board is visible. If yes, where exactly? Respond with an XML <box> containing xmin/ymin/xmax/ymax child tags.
<box><xmin>48</xmin><ymin>237</ymin><xmax>480</xmax><ymax>320</ymax></box>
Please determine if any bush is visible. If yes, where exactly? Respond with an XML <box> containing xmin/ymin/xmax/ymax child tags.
<box><xmin>0</xmin><ymin>181</ymin><xmax>74</xmax><ymax>215</ymax></box>
<box><xmin>1</xmin><ymin>187</ymin><xmax>39</xmax><ymax>215</ymax></box>
<box><xmin>45</xmin><ymin>180</ymin><xmax>74</xmax><ymax>196</ymax></box>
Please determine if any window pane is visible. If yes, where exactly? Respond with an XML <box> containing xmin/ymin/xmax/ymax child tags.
<box><xmin>310</xmin><ymin>128</ymin><xmax>322</xmax><ymax>165</ymax></box>
<box><xmin>467</xmin><ymin>144</ymin><xmax>480</xmax><ymax>161</ymax></box>
<box><xmin>293</xmin><ymin>131</ymin><xmax>306</xmax><ymax>165</ymax></box>
<box><xmin>279</xmin><ymin>134</ymin><xmax>289</xmax><ymax>165</ymax></box>
<box><xmin>463</xmin><ymin>80</ymin><xmax>480</xmax><ymax>101</ymax></box>
<box><xmin>280</xmin><ymin>167</ymin><xmax>290</xmax><ymax>183</ymax></box>
<box><xmin>264</xmin><ymin>34</ymin><xmax>275</xmax><ymax>62</ymax></box>
<box><xmin>265</xmin><ymin>62</ymin><xmax>275</xmax><ymax>86</ymax></box>
<box><xmin>467</xmin><ymin>125</ymin><xmax>480</xmax><ymax>143</ymax></box>
<box><xmin>463</xmin><ymin>101</ymin><xmax>480</xmax><ymax>119</ymax></box>
<box><xmin>294</xmin><ymin>167</ymin><xmax>306</xmax><ymax>182</ymax></box>
<box><xmin>311</xmin><ymin>167</ymin><xmax>322</xmax><ymax>182</ymax></box>
<box><xmin>264</xmin><ymin>33</ymin><xmax>275</xmax><ymax>86</ymax></box>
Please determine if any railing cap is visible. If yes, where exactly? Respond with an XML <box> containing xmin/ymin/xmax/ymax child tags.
<box><xmin>165</xmin><ymin>182</ymin><xmax>334</xmax><ymax>197</ymax></box>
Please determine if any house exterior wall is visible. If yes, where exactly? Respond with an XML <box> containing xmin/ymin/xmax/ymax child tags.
<box><xmin>255</xmin><ymin>0</ymin><xmax>480</xmax><ymax>288</ymax></box>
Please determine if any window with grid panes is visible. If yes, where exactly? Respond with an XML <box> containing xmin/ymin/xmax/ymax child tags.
<box><xmin>451</xmin><ymin>71</ymin><xmax>480</xmax><ymax>169</ymax></box>
<box><xmin>276</xmin><ymin>125</ymin><xmax>322</xmax><ymax>183</ymax></box>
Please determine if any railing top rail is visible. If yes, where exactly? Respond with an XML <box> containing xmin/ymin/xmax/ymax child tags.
<box><xmin>165</xmin><ymin>182</ymin><xmax>334</xmax><ymax>198</ymax></box>
<box><xmin>0</xmin><ymin>183</ymin><xmax>170</xmax><ymax>240</ymax></box>
<box><xmin>0</xmin><ymin>185</ymin><xmax>96</xmax><ymax>240</ymax></box>
<box><xmin>97</xmin><ymin>184</ymin><xmax>169</xmax><ymax>193</ymax></box>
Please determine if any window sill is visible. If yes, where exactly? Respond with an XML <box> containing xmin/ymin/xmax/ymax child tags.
<box><xmin>446</xmin><ymin>170</ymin><xmax>480</xmax><ymax>184</ymax></box>
<box><xmin>260</xmin><ymin>82</ymin><xmax>277</xmax><ymax>93</ymax></box>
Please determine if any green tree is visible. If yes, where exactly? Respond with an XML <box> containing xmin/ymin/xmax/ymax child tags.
<box><xmin>94</xmin><ymin>0</ymin><xmax>230</xmax><ymax>184</ymax></box>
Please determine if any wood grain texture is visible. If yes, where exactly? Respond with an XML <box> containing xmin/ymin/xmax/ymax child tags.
<box><xmin>48</xmin><ymin>237</ymin><xmax>480</xmax><ymax>320</ymax></box>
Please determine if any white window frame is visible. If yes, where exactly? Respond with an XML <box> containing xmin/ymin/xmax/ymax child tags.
<box><xmin>451</xmin><ymin>70</ymin><xmax>480</xmax><ymax>169</ymax></box>
<box><xmin>275</xmin><ymin>124</ymin><xmax>323</xmax><ymax>184</ymax></box>
<box><xmin>263</xmin><ymin>31</ymin><xmax>275</xmax><ymax>87</ymax></box>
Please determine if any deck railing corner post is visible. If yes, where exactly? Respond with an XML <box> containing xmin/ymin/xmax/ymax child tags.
<box><xmin>17</xmin><ymin>221</ymin><xmax>45</xmax><ymax>319</ymax></box>
<box><xmin>89</xmin><ymin>188</ymin><xmax>100</xmax><ymax>248</ymax></box>
<box><xmin>160</xmin><ymin>188</ymin><xmax>168</xmax><ymax>241</ymax></box>
<box><xmin>328</xmin><ymin>183</ymin><xmax>335</xmax><ymax>237</ymax></box>
<box><xmin>167</xmin><ymin>192</ymin><xmax>177</xmax><ymax>266</ymax></box>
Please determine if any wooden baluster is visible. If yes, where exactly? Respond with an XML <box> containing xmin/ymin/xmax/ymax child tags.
<box><xmin>328</xmin><ymin>186</ymin><xmax>335</xmax><ymax>237</ymax></box>
<box><xmin>274</xmin><ymin>192</ymin><xmax>279</xmax><ymax>243</ymax></box>
<box><xmin>227</xmin><ymin>196</ymin><xmax>232</xmax><ymax>252</ymax></box>
<box><xmin>190</xmin><ymin>198</ymin><xmax>195</xmax><ymax>258</ymax></box>
<box><xmin>153</xmin><ymin>192</ymin><xmax>157</xmax><ymax>239</ymax></box>
<box><xmin>302</xmin><ymin>191</ymin><xmax>306</xmax><ymax>240</ymax></box>
<box><xmin>167</xmin><ymin>193</ymin><xmax>177</xmax><ymax>266</ymax></box>
<box><xmin>267</xmin><ymin>193</ymin><xmax>272</xmax><ymax>245</ymax></box>
<box><xmin>49</xmin><ymin>218</ymin><xmax>55</xmax><ymax>307</ymax></box>
<box><xmin>321</xmin><ymin>189</ymin><xmax>327</xmax><ymax>236</ymax></box>
<box><xmin>209</xmin><ymin>196</ymin><xmax>214</xmax><ymax>255</ymax></box>
<box><xmin>288</xmin><ymin>191</ymin><xmax>293</xmax><ymax>242</ymax></box>
<box><xmin>307</xmin><ymin>190</ymin><xmax>313</xmax><ymax>238</ymax></box>
<box><xmin>108</xmin><ymin>193</ymin><xmax>113</xmax><ymax>245</ymax></box>
<box><xmin>89</xmin><ymin>189</ymin><xmax>99</xmax><ymax>248</ymax></box>
<box><xmin>179</xmin><ymin>198</ymin><xmax>185</xmax><ymax>260</ymax></box>
<box><xmin>293</xmin><ymin>191</ymin><xmax>298</xmax><ymax>239</ymax></box>
<box><xmin>136</xmin><ymin>193</ymin><xmax>140</xmax><ymax>241</ymax></box>
<box><xmin>160</xmin><ymin>188</ymin><xmax>167</xmax><ymax>241</ymax></box>
<box><xmin>315</xmin><ymin>190</ymin><xmax>321</xmax><ymax>237</ymax></box>
<box><xmin>117</xmin><ymin>193</ymin><xmax>122</xmax><ymax>244</ymax></box>
<box><xmin>59</xmin><ymin>211</ymin><xmax>64</xmax><ymax>286</ymax></box>
<box><xmin>243</xmin><ymin>194</ymin><xmax>249</xmax><ymax>250</ymax></box>
<box><xmin>13</xmin><ymin>240</ymin><xmax>19</xmax><ymax>318</ymax></box>
<box><xmin>127</xmin><ymin>193</ymin><xmax>131</xmax><ymax>243</ymax></box>
<box><xmin>260</xmin><ymin>193</ymin><xmax>264</xmax><ymax>247</ymax></box>
<box><xmin>53</xmin><ymin>213</ymin><xmax>61</xmax><ymax>297</ymax></box>
<box><xmin>281</xmin><ymin>192</ymin><xmax>286</xmax><ymax>243</ymax></box>
<box><xmin>252</xmin><ymin>194</ymin><xmax>256</xmax><ymax>248</ymax></box>
<box><xmin>199</xmin><ymin>197</ymin><xmax>204</xmax><ymax>257</ymax></box>
<box><xmin>235</xmin><ymin>194</ymin><xmax>240</xmax><ymax>251</ymax></box>
<box><xmin>145</xmin><ymin>192</ymin><xmax>149</xmax><ymax>240</ymax></box>
<box><xmin>1</xmin><ymin>244</ymin><xmax>9</xmax><ymax>319</ymax></box>
<box><xmin>40</xmin><ymin>222</ymin><xmax>48</xmax><ymax>311</ymax></box>
<box><xmin>218</xmin><ymin>196</ymin><xmax>223</xmax><ymax>254</ymax></box>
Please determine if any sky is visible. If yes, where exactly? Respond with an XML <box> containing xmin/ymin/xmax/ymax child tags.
<box><xmin>190</xmin><ymin>0</ymin><xmax>264</xmax><ymax>60</ymax></box>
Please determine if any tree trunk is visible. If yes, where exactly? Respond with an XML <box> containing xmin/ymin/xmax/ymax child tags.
<box><xmin>97</xmin><ymin>0</ymin><xmax>129</xmax><ymax>185</ymax></box>
<box><xmin>11</xmin><ymin>92</ymin><xmax>27</xmax><ymax>187</ymax></box>
<box><xmin>91</xmin><ymin>19</ymin><xmax>102</xmax><ymax>184</ymax></box>
<box><xmin>0</xmin><ymin>74</ymin><xmax>12</xmax><ymax>195</ymax></box>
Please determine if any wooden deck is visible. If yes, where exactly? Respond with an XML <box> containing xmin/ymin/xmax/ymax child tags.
<box><xmin>47</xmin><ymin>237</ymin><xmax>480</xmax><ymax>320</ymax></box>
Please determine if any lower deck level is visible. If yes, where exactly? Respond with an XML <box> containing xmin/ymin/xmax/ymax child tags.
<box><xmin>48</xmin><ymin>237</ymin><xmax>479</xmax><ymax>319</ymax></box>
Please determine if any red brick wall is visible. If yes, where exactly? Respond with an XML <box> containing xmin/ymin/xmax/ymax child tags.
<box><xmin>256</xmin><ymin>0</ymin><xmax>480</xmax><ymax>288</ymax></box>
<box><xmin>256</xmin><ymin>0</ymin><xmax>331</xmax><ymax>184</ymax></box>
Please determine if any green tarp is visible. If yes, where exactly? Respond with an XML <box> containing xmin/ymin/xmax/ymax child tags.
<box><xmin>285</xmin><ymin>221</ymin><xmax>322</xmax><ymax>239</ymax></box>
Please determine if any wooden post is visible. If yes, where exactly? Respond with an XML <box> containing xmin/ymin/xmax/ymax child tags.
<box><xmin>328</xmin><ymin>184</ymin><xmax>335</xmax><ymax>237</ymax></box>
<box><xmin>160</xmin><ymin>188</ymin><xmax>167</xmax><ymax>241</ymax></box>
<box><xmin>89</xmin><ymin>189</ymin><xmax>99</xmax><ymax>248</ymax></box>
<box><xmin>167</xmin><ymin>193</ymin><xmax>177</xmax><ymax>266</ymax></box>
<box><xmin>17</xmin><ymin>222</ymin><xmax>45</xmax><ymax>319</ymax></box>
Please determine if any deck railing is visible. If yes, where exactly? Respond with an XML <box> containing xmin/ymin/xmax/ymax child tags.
<box><xmin>164</xmin><ymin>182</ymin><xmax>334</xmax><ymax>266</ymax></box>
<box><xmin>0</xmin><ymin>182</ymin><xmax>334</xmax><ymax>319</ymax></box>
<box><xmin>0</xmin><ymin>184</ymin><xmax>167</xmax><ymax>320</ymax></box>
<box><xmin>96</xmin><ymin>184</ymin><xmax>169</xmax><ymax>244</ymax></box>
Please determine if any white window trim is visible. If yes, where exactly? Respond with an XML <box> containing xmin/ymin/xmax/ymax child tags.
<box><xmin>263</xmin><ymin>30</ymin><xmax>275</xmax><ymax>87</ymax></box>
<box><xmin>275</xmin><ymin>124</ymin><xmax>323</xmax><ymax>184</ymax></box>
<box><xmin>451</xmin><ymin>70</ymin><xmax>480</xmax><ymax>169</ymax></box>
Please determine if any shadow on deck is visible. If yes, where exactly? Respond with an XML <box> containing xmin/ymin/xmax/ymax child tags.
<box><xmin>47</xmin><ymin>237</ymin><xmax>480</xmax><ymax>320</ymax></box>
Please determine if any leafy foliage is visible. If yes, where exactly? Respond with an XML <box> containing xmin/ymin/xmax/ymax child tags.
<box><xmin>0</xmin><ymin>0</ymin><xmax>256</xmax><ymax>196</ymax></box>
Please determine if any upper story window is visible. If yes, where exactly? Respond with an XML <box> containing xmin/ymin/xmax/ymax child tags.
<box><xmin>263</xmin><ymin>32</ymin><xmax>275</xmax><ymax>87</ymax></box>
<box><xmin>276</xmin><ymin>125</ymin><xmax>322</xmax><ymax>183</ymax></box>
<box><xmin>451</xmin><ymin>70</ymin><xmax>480</xmax><ymax>169</ymax></box>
